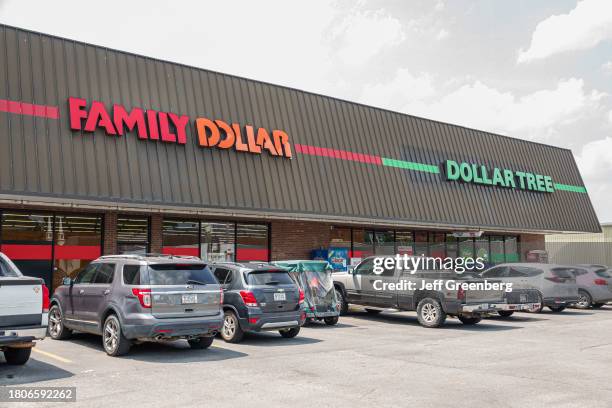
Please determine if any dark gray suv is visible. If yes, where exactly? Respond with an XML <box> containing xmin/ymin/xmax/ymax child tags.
<box><xmin>210</xmin><ymin>262</ymin><xmax>306</xmax><ymax>343</ymax></box>
<box><xmin>48</xmin><ymin>255</ymin><xmax>223</xmax><ymax>356</ymax></box>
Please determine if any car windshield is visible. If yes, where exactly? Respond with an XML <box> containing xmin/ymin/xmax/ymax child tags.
<box><xmin>147</xmin><ymin>264</ymin><xmax>216</xmax><ymax>285</ymax></box>
<box><xmin>246</xmin><ymin>271</ymin><xmax>294</xmax><ymax>286</ymax></box>
<box><xmin>0</xmin><ymin>255</ymin><xmax>22</xmax><ymax>277</ymax></box>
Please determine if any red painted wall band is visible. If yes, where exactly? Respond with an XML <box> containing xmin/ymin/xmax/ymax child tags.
<box><xmin>294</xmin><ymin>143</ymin><xmax>382</xmax><ymax>165</ymax></box>
<box><xmin>0</xmin><ymin>99</ymin><xmax>59</xmax><ymax>119</ymax></box>
<box><xmin>1</xmin><ymin>244</ymin><xmax>53</xmax><ymax>260</ymax></box>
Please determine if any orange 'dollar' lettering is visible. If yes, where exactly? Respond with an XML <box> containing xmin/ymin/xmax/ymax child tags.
<box><xmin>195</xmin><ymin>117</ymin><xmax>292</xmax><ymax>158</ymax></box>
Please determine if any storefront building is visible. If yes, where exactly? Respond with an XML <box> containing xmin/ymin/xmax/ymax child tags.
<box><xmin>0</xmin><ymin>25</ymin><xmax>601</xmax><ymax>289</ymax></box>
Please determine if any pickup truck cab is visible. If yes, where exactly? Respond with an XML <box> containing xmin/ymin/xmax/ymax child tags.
<box><xmin>333</xmin><ymin>256</ymin><xmax>540</xmax><ymax>327</ymax></box>
<box><xmin>0</xmin><ymin>252</ymin><xmax>49</xmax><ymax>365</ymax></box>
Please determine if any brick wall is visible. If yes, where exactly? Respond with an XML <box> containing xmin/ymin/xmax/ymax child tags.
<box><xmin>519</xmin><ymin>233</ymin><xmax>545</xmax><ymax>260</ymax></box>
<box><xmin>150</xmin><ymin>214</ymin><xmax>163</xmax><ymax>253</ymax></box>
<box><xmin>270</xmin><ymin>220</ymin><xmax>331</xmax><ymax>260</ymax></box>
<box><xmin>103</xmin><ymin>212</ymin><xmax>117</xmax><ymax>255</ymax></box>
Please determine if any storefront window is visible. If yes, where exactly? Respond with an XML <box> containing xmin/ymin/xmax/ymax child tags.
<box><xmin>374</xmin><ymin>230</ymin><xmax>395</xmax><ymax>255</ymax></box>
<box><xmin>446</xmin><ymin>234</ymin><xmax>458</xmax><ymax>259</ymax></box>
<box><xmin>162</xmin><ymin>219</ymin><xmax>199</xmax><ymax>256</ymax></box>
<box><xmin>53</xmin><ymin>215</ymin><xmax>102</xmax><ymax>288</ymax></box>
<box><xmin>505</xmin><ymin>236</ymin><xmax>519</xmax><ymax>262</ymax></box>
<box><xmin>201</xmin><ymin>221</ymin><xmax>235</xmax><ymax>262</ymax></box>
<box><xmin>352</xmin><ymin>229</ymin><xmax>374</xmax><ymax>259</ymax></box>
<box><xmin>429</xmin><ymin>232</ymin><xmax>446</xmax><ymax>259</ymax></box>
<box><xmin>458</xmin><ymin>237</ymin><xmax>474</xmax><ymax>258</ymax></box>
<box><xmin>475</xmin><ymin>236</ymin><xmax>490</xmax><ymax>264</ymax></box>
<box><xmin>490</xmin><ymin>236</ymin><xmax>505</xmax><ymax>264</ymax></box>
<box><xmin>0</xmin><ymin>212</ymin><xmax>54</xmax><ymax>287</ymax></box>
<box><xmin>414</xmin><ymin>231</ymin><xmax>428</xmax><ymax>257</ymax></box>
<box><xmin>117</xmin><ymin>216</ymin><xmax>149</xmax><ymax>255</ymax></box>
<box><xmin>396</xmin><ymin>231</ymin><xmax>414</xmax><ymax>255</ymax></box>
<box><xmin>236</xmin><ymin>223</ymin><xmax>269</xmax><ymax>261</ymax></box>
<box><xmin>330</xmin><ymin>226</ymin><xmax>351</xmax><ymax>248</ymax></box>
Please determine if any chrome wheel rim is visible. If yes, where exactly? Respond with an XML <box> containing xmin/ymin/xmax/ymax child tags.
<box><xmin>577</xmin><ymin>294</ymin><xmax>590</xmax><ymax>308</ymax></box>
<box><xmin>103</xmin><ymin>319</ymin><xmax>119</xmax><ymax>353</ymax></box>
<box><xmin>335</xmin><ymin>290</ymin><xmax>343</xmax><ymax>310</ymax></box>
<box><xmin>223</xmin><ymin>315</ymin><xmax>236</xmax><ymax>339</ymax></box>
<box><xmin>422</xmin><ymin>303</ymin><xmax>437</xmax><ymax>323</ymax></box>
<box><xmin>48</xmin><ymin>307</ymin><xmax>62</xmax><ymax>337</ymax></box>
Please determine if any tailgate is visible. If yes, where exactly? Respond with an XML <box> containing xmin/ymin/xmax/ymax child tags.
<box><xmin>462</xmin><ymin>279</ymin><xmax>505</xmax><ymax>303</ymax></box>
<box><xmin>151</xmin><ymin>286</ymin><xmax>221</xmax><ymax>319</ymax></box>
<box><xmin>0</xmin><ymin>277</ymin><xmax>43</xmax><ymax>329</ymax></box>
<box><xmin>252</xmin><ymin>284</ymin><xmax>299</xmax><ymax>313</ymax></box>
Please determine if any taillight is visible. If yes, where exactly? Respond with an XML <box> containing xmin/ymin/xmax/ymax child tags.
<box><xmin>132</xmin><ymin>288</ymin><xmax>152</xmax><ymax>308</ymax></box>
<box><xmin>457</xmin><ymin>286</ymin><xmax>465</xmax><ymax>301</ymax></box>
<box><xmin>219</xmin><ymin>288</ymin><xmax>224</xmax><ymax>304</ymax></box>
<box><xmin>299</xmin><ymin>288</ymin><xmax>305</xmax><ymax>304</ymax></box>
<box><xmin>41</xmin><ymin>284</ymin><xmax>50</xmax><ymax>313</ymax></box>
<box><xmin>594</xmin><ymin>278</ymin><xmax>607</xmax><ymax>286</ymax></box>
<box><xmin>239</xmin><ymin>291</ymin><xmax>258</xmax><ymax>307</ymax></box>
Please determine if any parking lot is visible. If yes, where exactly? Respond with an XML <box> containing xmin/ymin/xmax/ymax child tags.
<box><xmin>2</xmin><ymin>306</ymin><xmax>612</xmax><ymax>408</ymax></box>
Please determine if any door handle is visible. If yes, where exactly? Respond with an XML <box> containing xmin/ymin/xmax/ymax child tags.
<box><xmin>79</xmin><ymin>289</ymin><xmax>85</xmax><ymax>295</ymax></box>
<box><xmin>103</xmin><ymin>289</ymin><xmax>110</xmax><ymax>295</ymax></box>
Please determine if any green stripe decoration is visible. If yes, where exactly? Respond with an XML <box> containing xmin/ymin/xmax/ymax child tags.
<box><xmin>381</xmin><ymin>158</ymin><xmax>440</xmax><ymax>174</ymax></box>
<box><xmin>553</xmin><ymin>183</ymin><xmax>587</xmax><ymax>193</ymax></box>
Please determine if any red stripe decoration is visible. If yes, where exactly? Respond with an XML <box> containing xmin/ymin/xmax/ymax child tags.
<box><xmin>1</xmin><ymin>244</ymin><xmax>53</xmax><ymax>260</ymax></box>
<box><xmin>54</xmin><ymin>245</ymin><xmax>101</xmax><ymax>260</ymax></box>
<box><xmin>162</xmin><ymin>247</ymin><xmax>200</xmax><ymax>257</ymax></box>
<box><xmin>294</xmin><ymin>143</ymin><xmax>382</xmax><ymax>165</ymax></box>
<box><xmin>236</xmin><ymin>248</ymin><xmax>269</xmax><ymax>262</ymax></box>
<box><xmin>0</xmin><ymin>99</ymin><xmax>60</xmax><ymax>119</ymax></box>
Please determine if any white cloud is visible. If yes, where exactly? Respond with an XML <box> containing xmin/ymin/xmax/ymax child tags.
<box><xmin>434</xmin><ymin>1</ymin><xmax>445</xmax><ymax>12</ymax></box>
<box><xmin>361</xmin><ymin>69</ymin><xmax>435</xmax><ymax>110</ymax></box>
<box><xmin>518</xmin><ymin>0</ymin><xmax>612</xmax><ymax>63</ymax></box>
<box><xmin>576</xmin><ymin>137</ymin><xmax>612</xmax><ymax>221</ymax></box>
<box><xmin>602</xmin><ymin>61</ymin><xmax>612</xmax><ymax>74</ymax></box>
<box><xmin>436</xmin><ymin>29</ymin><xmax>449</xmax><ymax>41</ymax></box>
<box><xmin>327</xmin><ymin>9</ymin><xmax>405</xmax><ymax>66</ymax></box>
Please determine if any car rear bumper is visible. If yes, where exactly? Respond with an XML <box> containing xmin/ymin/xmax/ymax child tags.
<box><xmin>0</xmin><ymin>326</ymin><xmax>47</xmax><ymax>347</ymax></box>
<box><xmin>460</xmin><ymin>302</ymin><xmax>541</xmax><ymax>313</ymax></box>
<box><xmin>240</xmin><ymin>310</ymin><xmax>305</xmax><ymax>332</ymax></box>
<box><xmin>122</xmin><ymin>311</ymin><xmax>223</xmax><ymax>340</ymax></box>
<box><xmin>543</xmin><ymin>296</ymin><xmax>579</xmax><ymax>307</ymax></box>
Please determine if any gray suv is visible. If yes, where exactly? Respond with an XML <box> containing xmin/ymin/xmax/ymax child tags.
<box><xmin>210</xmin><ymin>262</ymin><xmax>306</xmax><ymax>343</ymax></box>
<box><xmin>48</xmin><ymin>255</ymin><xmax>223</xmax><ymax>356</ymax></box>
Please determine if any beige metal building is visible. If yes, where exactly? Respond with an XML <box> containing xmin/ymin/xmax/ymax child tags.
<box><xmin>546</xmin><ymin>224</ymin><xmax>612</xmax><ymax>266</ymax></box>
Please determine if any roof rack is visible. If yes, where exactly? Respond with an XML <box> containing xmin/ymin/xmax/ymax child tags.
<box><xmin>98</xmin><ymin>253</ymin><xmax>202</xmax><ymax>261</ymax></box>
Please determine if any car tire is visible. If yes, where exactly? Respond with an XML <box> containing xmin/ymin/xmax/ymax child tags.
<box><xmin>102</xmin><ymin>315</ymin><xmax>131</xmax><ymax>357</ymax></box>
<box><xmin>458</xmin><ymin>315</ymin><xmax>482</xmax><ymax>325</ymax></box>
<box><xmin>416</xmin><ymin>297</ymin><xmax>446</xmax><ymax>328</ymax></box>
<box><xmin>47</xmin><ymin>304</ymin><xmax>72</xmax><ymax>340</ymax></box>
<box><xmin>365</xmin><ymin>308</ymin><xmax>382</xmax><ymax>314</ymax></box>
<box><xmin>548</xmin><ymin>306</ymin><xmax>566</xmax><ymax>313</ymax></box>
<box><xmin>498</xmin><ymin>311</ymin><xmax>514</xmax><ymax>318</ymax></box>
<box><xmin>324</xmin><ymin>316</ymin><xmax>339</xmax><ymax>325</ymax></box>
<box><xmin>221</xmin><ymin>310</ymin><xmax>244</xmax><ymax>343</ymax></box>
<box><xmin>188</xmin><ymin>336</ymin><xmax>214</xmax><ymax>349</ymax></box>
<box><xmin>592</xmin><ymin>303</ymin><xmax>605</xmax><ymax>309</ymax></box>
<box><xmin>335</xmin><ymin>288</ymin><xmax>348</xmax><ymax>316</ymax></box>
<box><xmin>3</xmin><ymin>347</ymin><xmax>32</xmax><ymax>365</ymax></box>
<box><xmin>528</xmin><ymin>293</ymin><xmax>544</xmax><ymax>313</ymax></box>
<box><xmin>576</xmin><ymin>290</ymin><xmax>592</xmax><ymax>309</ymax></box>
<box><xmin>279</xmin><ymin>327</ymin><xmax>300</xmax><ymax>338</ymax></box>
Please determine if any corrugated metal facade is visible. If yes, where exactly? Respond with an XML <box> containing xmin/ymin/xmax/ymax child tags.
<box><xmin>0</xmin><ymin>25</ymin><xmax>601</xmax><ymax>233</ymax></box>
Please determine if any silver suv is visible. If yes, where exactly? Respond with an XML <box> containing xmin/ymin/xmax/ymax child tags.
<box><xmin>48</xmin><ymin>254</ymin><xmax>223</xmax><ymax>356</ymax></box>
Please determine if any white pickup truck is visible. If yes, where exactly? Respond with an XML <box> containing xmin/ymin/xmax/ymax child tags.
<box><xmin>0</xmin><ymin>252</ymin><xmax>49</xmax><ymax>365</ymax></box>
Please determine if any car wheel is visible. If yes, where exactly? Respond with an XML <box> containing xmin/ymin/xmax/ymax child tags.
<box><xmin>458</xmin><ymin>315</ymin><xmax>482</xmax><ymax>325</ymax></box>
<box><xmin>335</xmin><ymin>288</ymin><xmax>348</xmax><ymax>316</ymax></box>
<box><xmin>221</xmin><ymin>310</ymin><xmax>244</xmax><ymax>343</ymax></box>
<box><xmin>47</xmin><ymin>304</ymin><xmax>72</xmax><ymax>340</ymax></box>
<box><xmin>102</xmin><ymin>315</ymin><xmax>131</xmax><ymax>356</ymax></box>
<box><xmin>365</xmin><ymin>308</ymin><xmax>382</xmax><ymax>314</ymax></box>
<box><xmin>498</xmin><ymin>311</ymin><xmax>514</xmax><ymax>318</ymax></box>
<box><xmin>576</xmin><ymin>290</ymin><xmax>592</xmax><ymax>309</ymax></box>
<box><xmin>416</xmin><ymin>297</ymin><xmax>447</xmax><ymax>328</ymax></box>
<box><xmin>3</xmin><ymin>347</ymin><xmax>32</xmax><ymax>365</ymax></box>
<box><xmin>188</xmin><ymin>336</ymin><xmax>214</xmax><ymax>349</ymax></box>
<box><xmin>592</xmin><ymin>303</ymin><xmax>605</xmax><ymax>309</ymax></box>
<box><xmin>527</xmin><ymin>293</ymin><xmax>544</xmax><ymax>313</ymax></box>
<box><xmin>324</xmin><ymin>316</ymin><xmax>339</xmax><ymax>325</ymax></box>
<box><xmin>279</xmin><ymin>327</ymin><xmax>300</xmax><ymax>338</ymax></box>
<box><xmin>548</xmin><ymin>306</ymin><xmax>566</xmax><ymax>313</ymax></box>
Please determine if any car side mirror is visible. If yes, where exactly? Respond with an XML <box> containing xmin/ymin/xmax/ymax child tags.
<box><xmin>62</xmin><ymin>277</ymin><xmax>73</xmax><ymax>286</ymax></box>
<box><xmin>348</xmin><ymin>266</ymin><xmax>355</xmax><ymax>274</ymax></box>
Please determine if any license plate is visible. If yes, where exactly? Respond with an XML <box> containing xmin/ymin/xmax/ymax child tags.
<box><xmin>520</xmin><ymin>294</ymin><xmax>527</xmax><ymax>302</ymax></box>
<box><xmin>182</xmin><ymin>294</ymin><xmax>197</xmax><ymax>304</ymax></box>
<box><xmin>274</xmin><ymin>292</ymin><xmax>286</xmax><ymax>301</ymax></box>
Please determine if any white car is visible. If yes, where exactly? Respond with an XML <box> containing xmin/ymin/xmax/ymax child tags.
<box><xmin>0</xmin><ymin>252</ymin><xmax>49</xmax><ymax>365</ymax></box>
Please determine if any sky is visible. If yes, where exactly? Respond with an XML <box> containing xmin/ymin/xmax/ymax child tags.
<box><xmin>1</xmin><ymin>0</ymin><xmax>611</xmax><ymax>221</ymax></box>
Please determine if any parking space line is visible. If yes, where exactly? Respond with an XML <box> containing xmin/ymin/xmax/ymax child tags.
<box><xmin>32</xmin><ymin>348</ymin><xmax>73</xmax><ymax>364</ymax></box>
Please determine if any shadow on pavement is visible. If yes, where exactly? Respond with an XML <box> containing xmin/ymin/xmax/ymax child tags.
<box><xmin>0</xmin><ymin>357</ymin><xmax>74</xmax><ymax>385</ymax></box>
<box><xmin>302</xmin><ymin>321</ymin><xmax>356</xmax><ymax>329</ymax></box>
<box><xmin>232</xmin><ymin>332</ymin><xmax>323</xmax><ymax>347</ymax></box>
<box><xmin>64</xmin><ymin>332</ymin><xmax>247</xmax><ymax>363</ymax></box>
